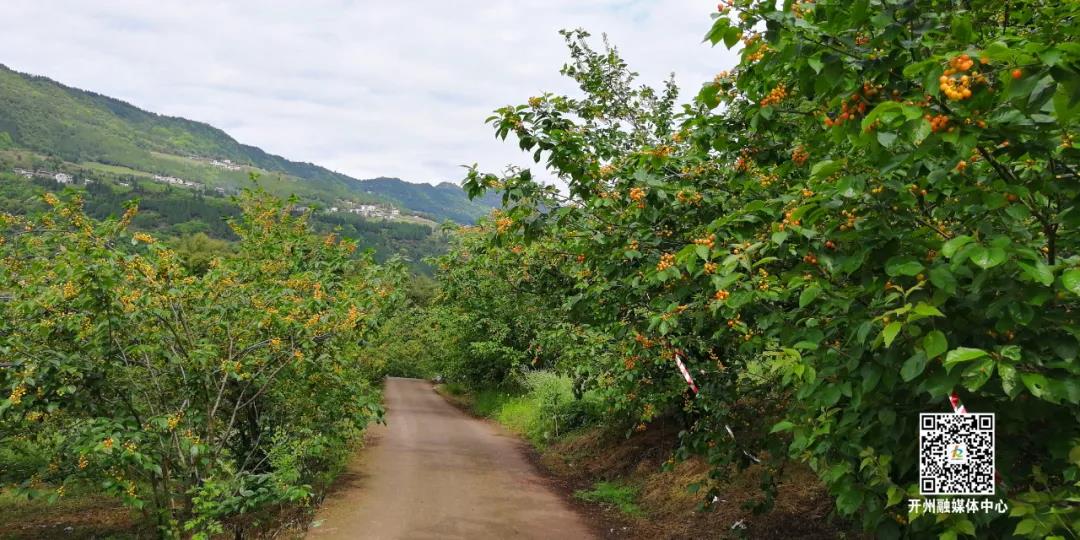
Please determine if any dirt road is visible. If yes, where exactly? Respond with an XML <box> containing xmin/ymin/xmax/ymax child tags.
<box><xmin>308</xmin><ymin>377</ymin><xmax>597</xmax><ymax>540</ymax></box>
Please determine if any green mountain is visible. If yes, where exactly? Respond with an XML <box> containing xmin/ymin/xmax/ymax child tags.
<box><xmin>357</xmin><ymin>178</ymin><xmax>503</xmax><ymax>225</ymax></box>
<box><xmin>0</xmin><ymin>64</ymin><xmax>498</xmax><ymax>223</ymax></box>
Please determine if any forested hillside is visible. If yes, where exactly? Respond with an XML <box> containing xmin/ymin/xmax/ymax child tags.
<box><xmin>0</xmin><ymin>155</ymin><xmax>447</xmax><ymax>272</ymax></box>
<box><xmin>0</xmin><ymin>64</ymin><xmax>497</xmax><ymax>223</ymax></box>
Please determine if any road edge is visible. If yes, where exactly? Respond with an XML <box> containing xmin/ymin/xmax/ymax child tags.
<box><xmin>432</xmin><ymin>382</ymin><xmax>634</xmax><ymax>539</ymax></box>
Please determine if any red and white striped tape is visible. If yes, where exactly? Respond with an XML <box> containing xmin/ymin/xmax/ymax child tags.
<box><xmin>674</xmin><ymin>352</ymin><xmax>698</xmax><ymax>394</ymax></box>
<box><xmin>948</xmin><ymin>390</ymin><xmax>967</xmax><ymax>414</ymax></box>
<box><xmin>675</xmin><ymin>353</ymin><xmax>759</xmax><ymax>464</ymax></box>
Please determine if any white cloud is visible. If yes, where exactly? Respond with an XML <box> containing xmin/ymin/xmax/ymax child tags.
<box><xmin>1</xmin><ymin>0</ymin><xmax>739</xmax><ymax>184</ymax></box>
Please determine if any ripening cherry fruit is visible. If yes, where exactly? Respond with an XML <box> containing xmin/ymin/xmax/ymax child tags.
<box><xmin>1011</xmin><ymin>69</ymin><xmax>1023</xmax><ymax>79</ymax></box>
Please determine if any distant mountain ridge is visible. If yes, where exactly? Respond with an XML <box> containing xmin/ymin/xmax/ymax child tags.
<box><xmin>358</xmin><ymin>177</ymin><xmax>502</xmax><ymax>224</ymax></box>
<box><xmin>0</xmin><ymin>64</ymin><xmax>499</xmax><ymax>223</ymax></box>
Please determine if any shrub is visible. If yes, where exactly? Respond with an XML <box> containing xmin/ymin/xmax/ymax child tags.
<box><xmin>466</xmin><ymin>372</ymin><xmax>601</xmax><ymax>443</ymax></box>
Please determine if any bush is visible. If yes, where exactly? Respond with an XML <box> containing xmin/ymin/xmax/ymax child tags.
<box><xmin>524</xmin><ymin>371</ymin><xmax>601</xmax><ymax>438</ymax></box>
<box><xmin>465</xmin><ymin>372</ymin><xmax>602</xmax><ymax>444</ymax></box>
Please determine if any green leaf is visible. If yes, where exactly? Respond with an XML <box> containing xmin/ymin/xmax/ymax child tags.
<box><xmin>886</xmin><ymin>256</ymin><xmax>924</xmax><ymax>277</ymax></box>
<box><xmin>922</xmin><ymin>331</ymin><xmax>948</xmax><ymax>359</ymax></box>
<box><xmin>951</xmin><ymin>16</ymin><xmax>973</xmax><ymax>42</ymax></box>
<box><xmin>723</xmin><ymin>26</ymin><xmax>741</xmax><ymax>49</ymax></box>
<box><xmin>954</xmin><ymin>519</ymin><xmax>976</xmax><ymax>536</ymax></box>
<box><xmin>878</xmin><ymin>408</ymin><xmax>895</xmax><ymax>426</ymax></box>
<box><xmin>944</xmin><ymin>347</ymin><xmax>988</xmax><ymax>370</ymax></box>
<box><xmin>1063</xmin><ymin>269</ymin><xmax>1080</xmax><ymax>295</ymax></box>
<box><xmin>799</xmin><ymin>285</ymin><xmax>821</xmax><ymax>308</ymax></box>
<box><xmin>703</xmin><ymin>17</ymin><xmax>731</xmax><ymax>45</ymax></box>
<box><xmin>820</xmin><ymin>384</ymin><xmax>843</xmax><ymax>406</ymax></box>
<box><xmin>929</xmin><ymin>266</ymin><xmax>957</xmax><ymax>293</ymax></box>
<box><xmin>999</xmin><ymin>362</ymin><xmax>1020</xmax><ymax>398</ymax></box>
<box><xmin>984</xmin><ymin>41</ymin><xmax>1012</xmax><ymax>62</ymax></box>
<box><xmin>962</xmin><ymin>358</ymin><xmax>995</xmax><ymax>391</ymax></box>
<box><xmin>1055</xmin><ymin>85</ymin><xmax>1080</xmax><ymax>122</ymax></box>
<box><xmin>1013</xmin><ymin>519</ymin><xmax>1038</xmax><ymax>535</ymax></box>
<box><xmin>810</xmin><ymin>159</ymin><xmax>843</xmax><ymax>181</ymax></box>
<box><xmin>886</xmin><ymin>485</ymin><xmax>904</xmax><ymax>507</ymax></box>
<box><xmin>1021</xmin><ymin>373</ymin><xmax>1054</xmax><ymax>402</ymax></box>
<box><xmin>876</xmin><ymin>131</ymin><xmax>897</xmax><ymax>147</ymax></box>
<box><xmin>861</xmin><ymin>363</ymin><xmax>882</xmax><ymax>392</ymax></box>
<box><xmin>835</xmin><ymin>487</ymin><xmax>863</xmax><ymax>514</ymax></box>
<box><xmin>770</xmin><ymin>420</ymin><xmax>794</xmax><ymax>433</ymax></box>
<box><xmin>1000</xmin><ymin>345</ymin><xmax>1022</xmax><ymax>361</ymax></box>
<box><xmin>901</xmin><ymin>352</ymin><xmax>928</xmax><ymax>382</ymax></box>
<box><xmin>969</xmin><ymin>246</ymin><xmax>1007</xmax><ymax>269</ymax></box>
<box><xmin>941</xmin><ymin>235</ymin><xmax>972</xmax><ymax>258</ymax></box>
<box><xmin>913</xmin><ymin>303</ymin><xmax>944</xmax><ymax>317</ymax></box>
<box><xmin>862</xmin><ymin>101</ymin><xmax>901</xmax><ymax>131</ymax></box>
<box><xmin>1018</xmin><ymin>261</ymin><xmax>1054</xmax><ymax>286</ymax></box>
<box><xmin>902</xmin><ymin>60</ymin><xmax>936</xmax><ymax>78</ymax></box>
<box><xmin>882</xmin><ymin>322</ymin><xmax>902</xmax><ymax>347</ymax></box>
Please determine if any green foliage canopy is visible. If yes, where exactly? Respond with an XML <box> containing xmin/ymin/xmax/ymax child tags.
<box><xmin>450</xmin><ymin>3</ymin><xmax>1080</xmax><ymax>536</ymax></box>
<box><xmin>0</xmin><ymin>190</ymin><xmax>406</xmax><ymax>536</ymax></box>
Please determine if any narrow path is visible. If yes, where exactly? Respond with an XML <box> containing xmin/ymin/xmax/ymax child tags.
<box><xmin>308</xmin><ymin>377</ymin><xmax>597</xmax><ymax>540</ymax></box>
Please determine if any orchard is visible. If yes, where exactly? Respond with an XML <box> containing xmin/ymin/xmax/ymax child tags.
<box><xmin>444</xmin><ymin>1</ymin><xmax>1080</xmax><ymax>538</ymax></box>
<box><xmin>0</xmin><ymin>189</ymin><xmax>405</xmax><ymax>537</ymax></box>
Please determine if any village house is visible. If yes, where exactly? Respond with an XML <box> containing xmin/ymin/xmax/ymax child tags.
<box><xmin>210</xmin><ymin>158</ymin><xmax>242</xmax><ymax>171</ymax></box>
<box><xmin>153</xmin><ymin>174</ymin><xmax>203</xmax><ymax>190</ymax></box>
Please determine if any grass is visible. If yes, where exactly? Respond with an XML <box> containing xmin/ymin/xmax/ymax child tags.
<box><xmin>441</xmin><ymin>382</ymin><xmax>468</xmax><ymax>396</ymax></box>
<box><xmin>453</xmin><ymin>372</ymin><xmax>600</xmax><ymax>446</ymax></box>
<box><xmin>472</xmin><ymin>388</ymin><xmax>520</xmax><ymax>416</ymax></box>
<box><xmin>460</xmin><ymin>387</ymin><xmax>545</xmax><ymax>440</ymax></box>
<box><xmin>493</xmin><ymin>396</ymin><xmax>539</xmax><ymax>436</ymax></box>
<box><xmin>574</xmin><ymin>481</ymin><xmax>644</xmax><ymax>517</ymax></box>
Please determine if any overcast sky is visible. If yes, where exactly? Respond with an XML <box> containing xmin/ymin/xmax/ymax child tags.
<box><xmin>1</xmin><ymin>1</ymin><xmax>739</xmax><ymax>185</ymax></box>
